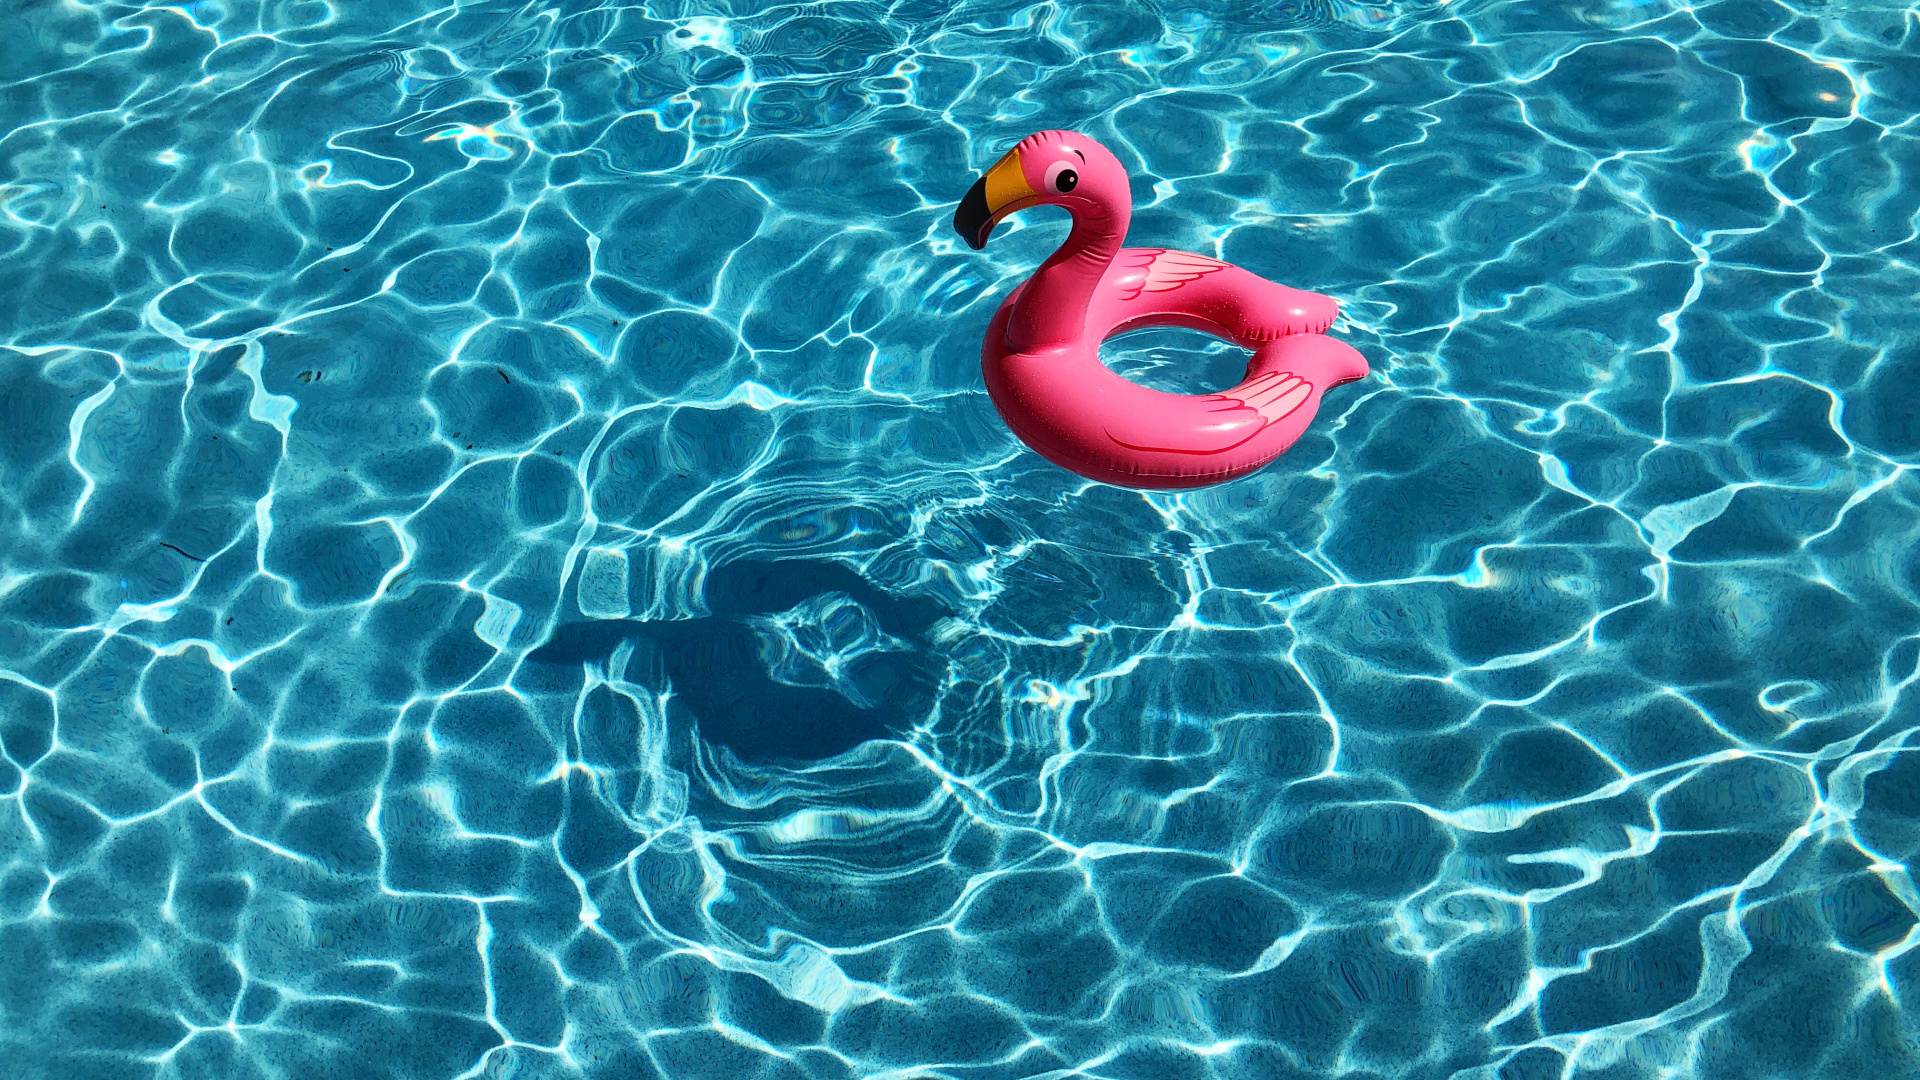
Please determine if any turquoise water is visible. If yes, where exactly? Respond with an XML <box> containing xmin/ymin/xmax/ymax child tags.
<box><xmin>2</xmin><ymin>0</ymin><xmax>1918</xmax><ymax>1077</ymax></box>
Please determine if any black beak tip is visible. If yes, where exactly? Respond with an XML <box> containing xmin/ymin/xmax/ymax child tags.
<box><xmin>954</xmin><ymin>175</ymin><xmax>992</xmax><ymax>251</ymax></box>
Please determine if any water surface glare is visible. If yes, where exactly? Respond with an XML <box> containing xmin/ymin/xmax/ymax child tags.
<box><xmin>2</xmin><ymin>1</ymin><xmax>1918</xmax><ymax>1078</ymax></box>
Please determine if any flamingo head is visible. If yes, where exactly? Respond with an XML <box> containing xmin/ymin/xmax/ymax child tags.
<box><xmin>953</xmin><ymin>131</ymin><xmax>1129</xmax><ymax>251</ymax></box>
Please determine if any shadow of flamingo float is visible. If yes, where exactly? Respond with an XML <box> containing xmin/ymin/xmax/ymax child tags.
<box><xmin>954</xmin><ymin>130</ymin><xmax>1369</xmax><ymax>490</ymax></box>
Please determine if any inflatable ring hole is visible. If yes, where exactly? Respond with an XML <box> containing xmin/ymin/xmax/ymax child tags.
<box><xmin>1098</xmin><ymin>326</ymin><xmax>1254</xmax><ymax>396</ymax></box>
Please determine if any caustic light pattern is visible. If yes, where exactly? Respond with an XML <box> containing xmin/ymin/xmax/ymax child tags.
<box><xmin>1</xmin><ymin>0</ymin><xmax>1918</xmax><ymax>1079</ymax></box>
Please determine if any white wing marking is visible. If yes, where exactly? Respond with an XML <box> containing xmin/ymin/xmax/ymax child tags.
<box><xmin>1142</xmin><ymin>250</ymin><xmax>1228</xmax><ymax>292</ymax></box>
<box><xmin>1105</xmin><ymin>370</ymin><xmax>1317</xmax><ymax>455</ymax></box>
<box><xmin>1116</xmin><ymin>249</ymin><xmax>1229</xmax><ymax>302</ymax></box>
<box><xmin>1210</xmin><ymin>371</ymin><xmax>1313</xmax><ymax>425</ymax></box>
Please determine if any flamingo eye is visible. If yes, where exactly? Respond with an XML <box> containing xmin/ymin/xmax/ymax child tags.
<box><xmin>1044</xmin><ymin>161</ymin><xmax>1079</xmax><ymax>194</ymax></box>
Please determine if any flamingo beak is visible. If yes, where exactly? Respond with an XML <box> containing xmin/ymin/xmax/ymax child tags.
<box><xmin>954</xmin><ymin>148</ymin><xmax>1039</xmax><ymax>250</ymax></box>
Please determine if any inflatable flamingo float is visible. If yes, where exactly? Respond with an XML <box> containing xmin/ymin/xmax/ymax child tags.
<box><xmin>953</xmin><ymin>130</ymin><xmax>1369</xmax><ymax>489</ymax></box>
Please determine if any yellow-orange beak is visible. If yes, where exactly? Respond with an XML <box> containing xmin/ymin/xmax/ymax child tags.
<box><xmin>953</xmin><ymin>148</ymin><xmax>1040</xmax><ymax>250</ymax></box>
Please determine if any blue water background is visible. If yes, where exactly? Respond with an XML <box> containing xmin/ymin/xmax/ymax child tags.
<box><xmin>3</xmin><ymin>0</ymin><xmax>1918</xmax><ymax>1077</ymax></box>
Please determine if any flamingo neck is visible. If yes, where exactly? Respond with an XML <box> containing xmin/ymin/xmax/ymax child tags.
<box><xmin>1003</xmin><ymin>201</ymin><xmax>1128</xmax><ymax>352</ymax></box>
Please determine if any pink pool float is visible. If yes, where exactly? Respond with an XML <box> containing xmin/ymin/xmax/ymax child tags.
<box><xmin>953</xmin><ymin>130</ymin><xmax>1369</xmax><ymax>489</ymax></box>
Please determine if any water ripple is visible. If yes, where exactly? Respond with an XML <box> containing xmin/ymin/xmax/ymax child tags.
<box><xmin>2</xmin><ymin>0</ymin><xmax>1918</xmax><ymax>1078</ymax></box>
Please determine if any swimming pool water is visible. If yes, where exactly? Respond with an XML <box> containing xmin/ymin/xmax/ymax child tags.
<box><xmin>2</xmin><ymin>0</ymin><xmax>1918</xmax><ymax>1077</ymax></box>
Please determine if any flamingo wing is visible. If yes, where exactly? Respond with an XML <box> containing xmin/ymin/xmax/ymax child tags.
<box><xmin>1212</xmin><ymin>370</ymin><xmax>1315</xmax><ymax>425</ymax></box>
<box><xmin>1115</xmin><ymin>249</ymin><xmax>1229</xmax><ymax>302</ymax></box>
<box><xmin>1104</xmin><ymin>371</ymin><xmax>1316</xmax><ymax>455</ymax></box>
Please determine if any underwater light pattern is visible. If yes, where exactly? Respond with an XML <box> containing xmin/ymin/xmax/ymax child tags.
<box><xmin>1</xmin><ymin>1</ymin><xmax>1918</xmax><ymax>1078</ymax></box>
